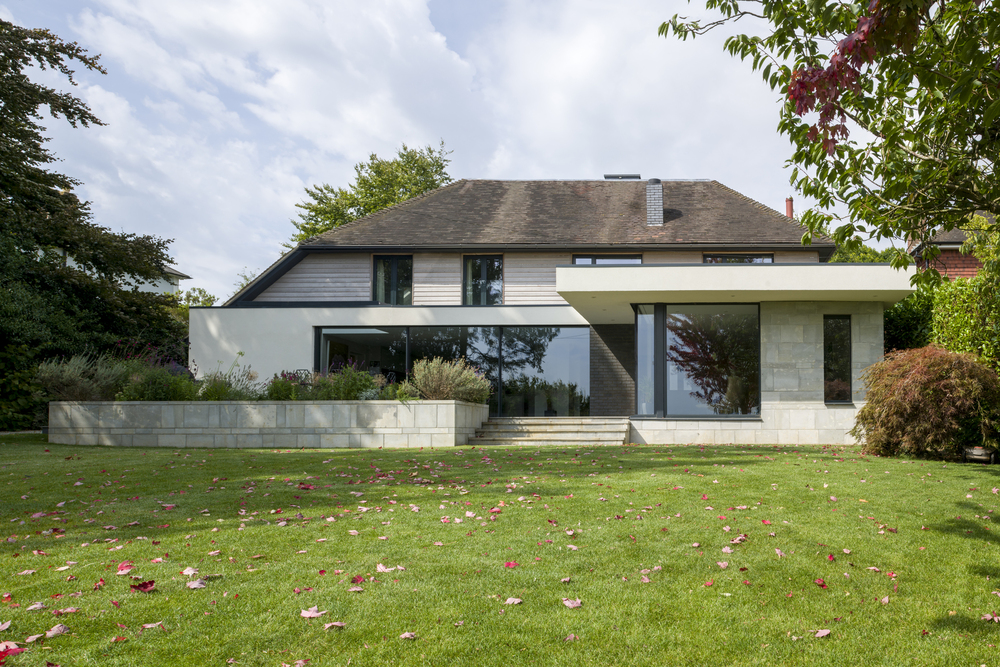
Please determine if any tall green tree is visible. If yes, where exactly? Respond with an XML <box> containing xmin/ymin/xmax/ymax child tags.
<box><xmin>0</xmin><ymin>20</ymin><xmax>186</xmax><ymax>361</ymax></box>
<box><xmin>287</xmin><ymin>142</ymin><xmax>452</xmax><ymax>247</ymax></box>
<box><xmin>661</xmin><ymin>1</ymin><xmax>1000</xmax><ymax>286</ymax></box>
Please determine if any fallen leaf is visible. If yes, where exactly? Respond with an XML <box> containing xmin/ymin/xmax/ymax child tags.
<box><xmin>25</xmin><ymin>634</ymin><xmax>44</xmax><ymax>643</ymax></box>
<box><xmin>717</xmin><ymin>562</ymin><xmax>728</xmax><ymax>570</ymax></box>
<box><xmin>504</xmin><ymin>598</ymin><xmax>522</xmax><ymax>605</ymax></box>
<box><xmin>814</xmin><ymin>579</ymin><xmax>828</xmax><ymax>589</ymax></box>
<box><xmin>504</xmin><ymin>561</ymin><xmax>519</xmax><ymax>568</ymax></box>
<box><xmin>181</xmin><ymin>567</ymin><xmax>198</xmax><ymax>577</ymax></box>
<box><xmin>26</xmin><ymin>602</ymin><xmax>45</xmax><ymax>612</ymax></box>
<box><xmin>15</xmin><ymin>570</ymin><xmax>35</xmax><ymax>576</ymax></box>
<box><xmin>207</xmin><ymin>550</ymin><xmax>221</xmax><ymax>556</ymax></box>
<box><xmin>0</xmin><ymin>621</ymin><xmax>8</xmax><ymax>631</ymax></box>
<box><xmin>300</xmin><ymin>606</ymin><xmax>327</xmax><ymax>618</ymax></box>
<box><xmin>186</xmin><ymin>579</ymin><xmax>207</xmax><ymax>589</ymax></box>
<box><xmin>130</xmin><ymin>581</ymin><xmax>155</xmax><ymax>593</ymax></box>
<box><xmin>564</xmin><ymin>634</ymin><xmax>578</xmax><ymax>641</ymax></box>
<box><xmin>348</xmin><ymin>587</ymin><xmax>364</xmax><ymax>593</ymax></box>
<box><xmin>704</xmin><ymin>580</ymin><xmax>714</xmax><ymax>587</ymax></box>
<box><xmin>775</xmin><ymin>549</ymin><xmax>786</xmax><ymax>558</ymax></box>
<box><xmin>815</xmin><ymin>629</ymin><xmax>831</xmax><ymax>638</ymax></box>
<box><xmin>351</xmin><ymin>575</ymin><xmax>364</xmax><ymax>584</ymax></box>
<box><xmin>324</xmin><ymin>622</ymin><xmax>346</xmax><ymax>630</ymax></box>
<box><xmin>561</xmin><ymin>577</ymin><xmax>571</xmax><ymax>583</ymax></box>
<box><xmin>399</xmin><ymin>632</ymin><xmax>416</xmax><ymax>639</ymax></box>
<box><xmin>562</xmin><ymin>598</ymin><xmax>583</xmax><ymax>608</ymax></box>
<box><xmin>881</xmin><ymin>596</ymin><xmax>889</xmax><ymax>605</ymax></box>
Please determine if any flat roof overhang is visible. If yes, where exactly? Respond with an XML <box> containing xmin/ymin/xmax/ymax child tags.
<box><xmin>556</xmin><ymin>263</ymin><xmax>916</xmax><ymax>324</ymax></box>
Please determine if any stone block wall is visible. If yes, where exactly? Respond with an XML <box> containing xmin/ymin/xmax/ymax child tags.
<box><xmin>590</xmin><ymin>325</ymin><xmax>635</xmax><ymax>416</ymax></box>
<box><xmin>48</xmin><ymin>400</ymin><xmax>490</xmax><ymax>449</ymax></box>
<box><xmin>630</xmin><ymin>301</ymin><xmax>882</xmax><ymax>445</ymax></box>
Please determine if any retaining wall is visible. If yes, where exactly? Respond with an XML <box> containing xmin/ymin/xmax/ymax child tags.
<box><xmin>48</xmin><ymin>400</ymin><xmax>490</xmax><ymax>449</ymax></box>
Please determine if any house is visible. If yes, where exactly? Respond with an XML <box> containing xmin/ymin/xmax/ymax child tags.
<box><xmin>189</xmin><ymin>177</ymin><xmax>914</xmax><ymax>445</ymax></box>
<box><xmin>135</xmin><ymin>265</ymin><xmax>191</xmax><ymax>295</ymax></box>
<box><xmin>908</xmin><ymin>228</ymin><xmax>983</xmax><ymax>279</ymax></box>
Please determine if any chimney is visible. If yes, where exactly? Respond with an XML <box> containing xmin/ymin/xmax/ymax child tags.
<box><xmin>646</xmin><ymin>178</ymin><xmax>663</xmax><ymax>226</ymax></box>
<box><xmin>785</xmin><ymin>197</ymin><xmax>794</xmax><ymax>218</ymax></box>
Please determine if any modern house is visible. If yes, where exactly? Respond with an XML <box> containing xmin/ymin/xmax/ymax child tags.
<box><xmin>189</xmin><ymin>178</ymin><xmax>914</xmax><ymax>445</ymax></box>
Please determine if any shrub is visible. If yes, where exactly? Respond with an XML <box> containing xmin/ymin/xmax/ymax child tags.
<box><xmin>0</xmin><ymin>344</ymin><xmax>44</xmax><ymax>430</ymax></box>
<box><xmin>932</xmin><ymin>275</ymin><xmax>1000</xmax><ymax>372</ymax></box>
<box><xmin>884</xmin><ymin>289</ymin><xmax>934</xmax><ymax>352</ymax></box>
<box><xmin>265</xmin><ymin>370</ymin><xmax>311</xmax><ymax>400</ymax></box>
<box><xmin>35</xmin><ymin>353</ymin><xmax>135</xmax><ymax>401</ymax></box>
<box><xmin>309</xmin><ymin>362</ymin><xmax>378</xmax><ymax>400</ymax></box>
<box><xmin>850</xmin><ymin>346</ymin><xmax>1000</xmax><ymax>459</ymax></box>
<box><xmin>197</xmin><ymin>353</ymin><xmax>263</xmax><ymax>401</ymax></box>
<box><xmin>380</xmin><ymin>381</ymin><xmax>419</xmax><ymax>401</ymax></box>
<box><xmin>117</xmin><ymin>366</ymin><xmax>198</xmax><ymax>401</ymax></box>
<box><xmin>409</xmin><ymin>357</ymin><xmax>491</xmax><ymax>403</ymax></box>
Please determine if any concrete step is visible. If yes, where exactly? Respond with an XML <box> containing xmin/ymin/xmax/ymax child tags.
<box><xmin>472</xmin><ymin>417</ymin><xmax>629</xmax><ymax>447</ymax></box>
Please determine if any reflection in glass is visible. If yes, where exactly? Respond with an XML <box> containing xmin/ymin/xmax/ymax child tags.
<box><xmin>463</xmin><ymin>256</ymin><xmax>503</xmax><ymax>305</ymax></box>
<box><xmin>319</xmin><ymin>327</ymin><xmax>407</xmax><ymax>383</ymax></box>
<box><xmin>573</xmin><ymin>255</ymin><xmax>642</xmax><ymax>265</ymax></box>
<box><xmin>702</xmin><ymin>254</ymin><xmax>773</xmax><ymax>264</ymax></box>
<box><xmin>501</xmin><ymin>327</ymin><xmax>590</xmax><ymax>416</ymax></box>
<box><xmin>665</xmin><ymin>305</ymin><xmax>760</xmax><ymax>416</ymax></box>
<box><xmin>824</xmin><ymin>315</ymin><xmax>852</xmax><ymax>402</ymax></box>
<box><xmin>409</xmin><ymin>326</ymin><xmax>501</xmax><ymax>415</ymax></box>
<box><xmin>373</xmin><ymin>256</ymin><xmax>412</xmax><ymax>305</ymax></box>
<box><xmin>636</xmin><ymin>305</ymin><xmax>655</xmax><ymax>415</ymax></box>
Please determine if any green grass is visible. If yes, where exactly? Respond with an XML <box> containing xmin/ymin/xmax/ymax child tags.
<box><xmin>2</xmin><ymin>434</ymin><xmax>1000</xmax><ymax>665</ymax></box>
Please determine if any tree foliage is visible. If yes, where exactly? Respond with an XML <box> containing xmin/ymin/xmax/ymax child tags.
<box><xmin>287</xmin><ymin>142</ymin><xmax>452</xmax><ymax>247</ymax></box>
<box><xmin>661</xmin><ymin>1</ymin><xmax>1000</xmax><ymax>286</ymax></box>
<box><xmin>0</xmin><ymin>20</ymin><xmax>186</xmax><ymax>361</ymax></box>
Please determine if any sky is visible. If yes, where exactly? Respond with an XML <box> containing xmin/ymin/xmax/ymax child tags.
<box><xmin>5</xmin><ymin>0</ymin><xmax>819</xmax><ymax>300</ymax></box>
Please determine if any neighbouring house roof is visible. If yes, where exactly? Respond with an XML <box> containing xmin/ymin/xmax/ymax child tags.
<box><xmin>908</xmin><ymin>212</ymin><xmax>996</xmax><ymax>255</ymax></box>
<box><xmin>302</xmin><ymin>179</ymin><xmax>830</xmax><ymax>250</ymax></box>
<box><xmin>164</xmin><ymin>266</ymin><xmax>192</xmax><ymax>280</ymax></box>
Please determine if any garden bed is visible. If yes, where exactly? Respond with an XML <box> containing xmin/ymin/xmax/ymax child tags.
<box><xmin>47</xmin><ymin>400</ymin><xmax>489</xmax><ymax>448</ymax></box>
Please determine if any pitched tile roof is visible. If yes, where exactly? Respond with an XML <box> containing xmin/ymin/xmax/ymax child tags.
<box><xmin>301</xmin><ymin>179</ymin><xmax>832</xmax><ymax>250</ymax></box>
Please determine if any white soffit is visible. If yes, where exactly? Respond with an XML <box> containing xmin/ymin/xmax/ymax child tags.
<box><xmin>556</xmin><ymin>264</ymin><xmax>916</xmax><ymax>324</ymax></box>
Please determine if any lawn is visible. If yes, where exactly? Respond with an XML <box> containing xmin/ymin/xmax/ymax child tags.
<box><xmin>2</xmin><ymin>434</ymin><xmax>1000</xmax><ymax>666</ymax></box>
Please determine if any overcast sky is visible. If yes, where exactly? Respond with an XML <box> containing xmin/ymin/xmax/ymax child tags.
<box><xmin>5</xmin><ymin>0</ymin><xmax>820</xmax><ymax>300</ymax></box>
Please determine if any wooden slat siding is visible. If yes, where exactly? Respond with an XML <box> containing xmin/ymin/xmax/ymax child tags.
<box><xmin>642</xmin><ymin>250</ymin><xmax>702</xmax><ymax>263</ymax></box>
<box><xmin>413</xmin><ymin>253</ymin><xmax>462</xmax><ymax>305</ymax></box>
<box><xmin>774</xmin><ymin>250</ymin><xmax>818</xmax><ymax>262</ymax></box>
<box><xmin>253</xmin><ymin>253</ymin><xmax>371</xmax><ymax>301</ymax></box>
<box><xmin>503</xmin><ymin>252</ymin><xmax>571</xmax><ymax>305</ymax></box>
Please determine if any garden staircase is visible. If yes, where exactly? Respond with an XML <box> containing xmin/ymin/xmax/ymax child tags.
<box><xmin>471</xmin><ymin>417</ymin><xmax>630</xmax><ymax>447</ymax></box>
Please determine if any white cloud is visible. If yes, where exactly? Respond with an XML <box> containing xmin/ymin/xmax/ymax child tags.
<box><xmin>7</xmin><ymin>0</ymin><xmax>840</xmax><ymax>300</ymax></box>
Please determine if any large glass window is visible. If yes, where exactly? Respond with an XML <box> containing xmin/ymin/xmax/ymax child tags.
<box><xmin>635</xmin><ymin>304</ymin><xmax>760</xmax><ymax>417</ymax></box>
<box><xmin>573</xmin><ymin>255</ymin><xmax>642</xmax><ymax>265</ymax></box>
<box><xmin>824</xmin><ymin>315</ymin><xmax>852</xmax><ymax>402</ymax></box>
<box><xmin>463</xmin><ymin>256</ymin><xmax>503</xmax><ymax>305</ymax></box>
<box><xmin>373</xmin><ymin>256</ymin><xmax>412</xmax><ymax>305</ymax></box>
<box><xmin>319</xmin><ymin>327</ymin><xmax>407</xmax><ymax>383</ymax></box>
<box><xmin>501</xmin><ymin>327</ymin><xmax>590</xmax><ymax>416</ymax></box>
<box><xmin>702</xmin><ymin>254</ymin><xmax>773</xmax><ymax>264</ymax></box>
<box><xmin>666</xmin><ymin>305</ymin><xmax>760</xmax><ymax>416</ymax></box>
<box><xmin>409</xmin><ymin>326</ymin><xmax>502</xmax><ymax>415</ymax></box>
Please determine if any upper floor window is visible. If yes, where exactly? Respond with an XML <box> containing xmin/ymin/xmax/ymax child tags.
<box><xmin>573</xmin><ymin>255</ymin><xmax>642</xmax><ymax>265</ymax></box>
<box><xmin>373</xmin><ymin>255</ymin><xmax>412</xmax><ymax>305</ymax></box>
<box><xmin>703</xmin><ymin>254</ymin><xmax>773</xmax><ymax>264</ymax></box>
<box><xmin>463</xmin><ymin>255</ymin><xmax>503</xmax><ymax>305</ymax></box>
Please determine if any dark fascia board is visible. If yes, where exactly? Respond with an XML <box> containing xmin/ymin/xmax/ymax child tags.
<box><xmin>225</xmin><ymin>300</ymin><xmax>377</xmax><ymax>308</ymax></box>
<box><xmin>227</xmin><ymin>248</ymin><xmax>308</xmax><ymax>305</ymax></box>
<box><xmin>302</xmin><ymin>244</ymin><xmax>835</xmax><ymax>260</ymax></box>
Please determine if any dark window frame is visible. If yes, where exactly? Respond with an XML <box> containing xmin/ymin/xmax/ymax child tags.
<box><xmin>572</xmin><ymin>254</ymin><xmax>643</xmax><ymax>265</ymax></box>
<box><xmin>702</xmin><ymin>253</ymin><xmax>774</xmax><ymax>264</ymax></box>
<box><xmin>462</xmin><ymin>254</ymin><xmax>504</xmax><ymax>306</ymax></box>
<box><xmin>823</xmin><ymin>314</ymin><xmax>853</xmax><ymax>404</ymax></box>
<box><xmin>372</xmin><ymin>255</ymin><xmax>413</xmax><ymax>306</ymax></box>
<box><xmin>634</xmin><ymin>302</ymin><xmax>762</xmax><ymax>418</ymax></box>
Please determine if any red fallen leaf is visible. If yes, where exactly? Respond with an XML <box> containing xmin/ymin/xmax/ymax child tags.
<box><xmin>743</xmin><ymin>580</ymin><xmax>751</xmax><ymax>585</ymax></box>
<box><xmin>31</xmin><ymin>550</ymin><xmax>48</xmax><ymax>556</ymax></box>
<box><xmin>814</xmin><ymin>579</ymin><xmax>828</xmax><ymax>589</ymax></box>
<box><xmin>762</xmin><ymin>520</ymin><xmax>771</xmax><ymax>525</ymax></box>
<box><xmin>488</xmin><ymin>508</ymin><xmax>502</xmax><ymax>514</ymax></box>
<box><xmin>504</xmin><ymin>562</ymin><xmax>519</xmax><ymax>569</ymax></box>
<box><xmin>319</xmin><ymin>570</ymin><xmax>326</xmax><ymax>576</ymax></box>
<box><xmin>350</xmin><ymin>575</ymin><xmax>364</xmax><ymax>584</ymax></box>
<box><xmin>110</xmin><ymin>601</ymin><xmax>120</xmax><ymax>608</ymax></box>
<box><xmin>700</xmin><ymin>494</ymin><xmax>708</xmax><ymax>500</ymax></box>
<box><xmin>704</xmin><ymin>580</ymin><xmax>714</xmax><ymax>587</ymax></box>
<box><xmin>111</xmin><ymin>636</ymin><xmax>127</xmax><ymax>642</ymax></box>
<box><xmin>130</xmin><ymin>581</ymin><xmax>155</xmax><ymax>593</ymax></box>
<box><xmin>2</xmin><ymin>593</ymin><xmax>11</xmax><ymax>602</ymax></box>
<box><xmin>828</xmin><ymin>554</ymin><xmax>835</xmax><ymax>562</ymax></box>
<box><xmin>815</xmin><ymin>629</ymin><xmax>831</xmax><ymax>638</ymax></box>
<box><xmin>116</xmin><ymin>561</ymin><xmax>134</xmax><ymax>575</ymax></box>
<box><xmin>922</xmin><ymin>629</ymin><xmax>930</xmax><ymax>635</ymax></box>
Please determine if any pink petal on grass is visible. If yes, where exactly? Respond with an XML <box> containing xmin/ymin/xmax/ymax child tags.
<box><xmin>504</xmin><ymin>562</ymin><xmax>519</xmax><ymax>568</ymax></box>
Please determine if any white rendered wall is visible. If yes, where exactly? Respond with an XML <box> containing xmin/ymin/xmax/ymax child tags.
<box><xmin>189</xmin><ymin>305</ymin><xmax>588</xmax><ymax>380</ymax></box>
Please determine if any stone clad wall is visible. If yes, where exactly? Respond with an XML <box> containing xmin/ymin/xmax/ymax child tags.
<box><xmin>630</xmin><ymin>301</ymin><xmax>882</xmax><ymax>445</ymax></box>
<box><xmin>48</xmin><ymin>401</ymin><xmax>490</xmax><ymax>449</ymax></box>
